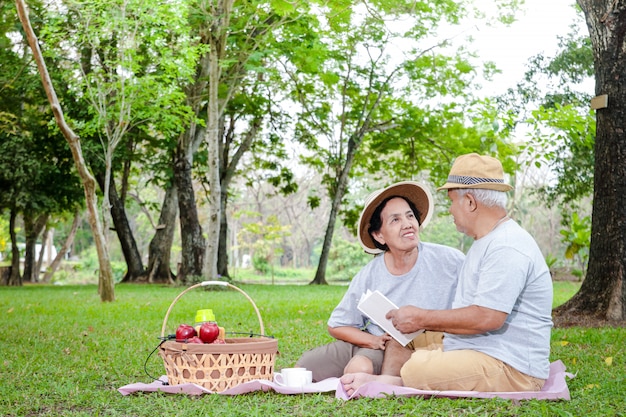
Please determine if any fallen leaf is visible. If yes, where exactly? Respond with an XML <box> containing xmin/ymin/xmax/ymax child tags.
<box><xmin>7</xmin><ymin>307</ymin><xmax>13</xmax><ymax>313</ymax></box>
<box><xmin>559</xmin><ymin>340</ymin><xmax>569</xmax><ymax>346</ymax></box>
<box><xmin>605</xmin><ymin>357</ymin><xmax>613</xmax><ymax>366</ymax></box>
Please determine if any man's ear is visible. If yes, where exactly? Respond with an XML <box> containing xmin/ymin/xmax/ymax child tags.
<box><xmin>465</xmin><ymin>193</ymin><xmax>478</xmax><ymax>212</ymax></box>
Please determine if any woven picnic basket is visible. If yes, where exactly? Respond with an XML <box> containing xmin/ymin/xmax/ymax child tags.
<box><xmin>158</xmin><ymin>281</ymin><xmax>278</xmax><ymax>392</ymax></box>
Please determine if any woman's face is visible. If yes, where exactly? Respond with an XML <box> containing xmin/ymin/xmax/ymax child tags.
<box><xmin>371</xmin><ymin>197</ymin><xmax>420</xmax><ymax>252</ymax></box>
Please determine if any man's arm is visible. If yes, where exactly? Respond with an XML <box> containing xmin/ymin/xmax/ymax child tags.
<box><xmin>386</xmin><ymin>305</ymin><xmax>507</xmax><ymax>335</ymax></box>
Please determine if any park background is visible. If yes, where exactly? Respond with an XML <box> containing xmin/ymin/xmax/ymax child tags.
<box><xmin>1</xmin><ymin>0</ymin><xmax>592</xmax><ymax>289</ymax></box>
<box><xmin>1</xmin><ymin>1</ymin><xmax>626</xmax><ymax>415</ymax></box>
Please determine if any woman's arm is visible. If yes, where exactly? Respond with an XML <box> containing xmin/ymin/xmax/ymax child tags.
<box><xmin>328</xmin><ymin>326</ymin><xmax>392</xmax><ymax>350</ymax></box>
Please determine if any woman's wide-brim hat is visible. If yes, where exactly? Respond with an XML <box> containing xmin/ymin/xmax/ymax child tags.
<box><xmin>357</xmin><ymin>181</ymin><xmax>433</xmax><ymax>254</ymax></box>
<box><xmin>437</xmin><ymin>153</ymin><xmax>514</xmax><ymax>192</ymax></box>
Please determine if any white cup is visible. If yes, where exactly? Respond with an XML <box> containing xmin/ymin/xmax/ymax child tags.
<box><xmin>274</xmin><ymin>367</ymin><xmax>313</xmax><ymax>387</ymax></box>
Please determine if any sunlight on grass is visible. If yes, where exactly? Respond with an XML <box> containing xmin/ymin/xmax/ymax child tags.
<box><xmin>553</xmin><ymin>281</ymin><xmax>581</xmax><ymax>308</ymax></box>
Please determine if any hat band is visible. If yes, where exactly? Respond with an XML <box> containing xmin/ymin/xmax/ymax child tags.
<box><xmin>447</xmin><ymin>174</ymin><xmax>505</xmax><ymax>185</ymax></box>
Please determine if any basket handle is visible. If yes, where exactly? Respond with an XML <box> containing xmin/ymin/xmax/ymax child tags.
<box><xmin>160</xmin><ymin>281</ymin><xmax>265</xmax><ymax>338</ymax></box>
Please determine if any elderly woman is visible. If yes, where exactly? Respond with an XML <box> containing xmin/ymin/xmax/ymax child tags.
<box><xmin>296</xmin><ymin>181</ymin><xmax>465</xmax><ymax>381</ymax></box>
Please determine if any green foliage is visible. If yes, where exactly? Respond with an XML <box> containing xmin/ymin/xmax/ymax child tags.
<box><xmin>282</xmin><ymin>0</ymin><xmax>520</xmax><ymax>246</ymax></box>
<box><xmin>253</xmin><ymin>252</ymin><xmax>272</xmax><ymax>275</ymax></box>
<box><xmin>237</xmin><ymin>213</ymin><xmax>291</xmax><ymax>276</ymax></box>
<box><xmin>560</xmin><ymin>212</ymin><xmax>591</xmax><ymax>278</ymax></box>
<box><xmin>525</xmin><ymin>104</ymin><xmax>595</xmax><ymax>205</ymax></box>
<box><xmin>326</xmin><ymin>236</ymin><xmax>372</xmax><ymax>282</ymax></box>
<box><xmin>2</xmin><ymin>282</ymin><xmax>625</xmax><ymax>417</ymax></box>
<box><xmin>0</xmin><ymin>2</ymin><xmax>84</xmax><ymax>220</ymax></box>
<box><xmin>70</xmin><ymin>246</ymin><xmax>127</xmax><ymax>284</ymax></box>
<box><xmin>544</xmin><ymin>253</ymin><xmax>558</xmax><ymax>269</ymax></box>
<box><xmin>421</xmin><ymin>214</ymin><xmax>472</xmax><ymax>252</ymax></box>
<box><xmin>0</xmin><ymin>215</ymin><xmax>8</xmax><ymax>256</ymax></box>
<box><xmin>503</xmin><ymin>11</ymin><xmax>595</xmax><ymax>208</ymax></box>
<box><xmin>231</xmin><ymin>267</ymin><xmax>315</xmax><ymax>284</ymax></box>
<box><xmin>38</xmin><ymin>0</ymin><xmax>199</xmax><ymax>193</ymax></box>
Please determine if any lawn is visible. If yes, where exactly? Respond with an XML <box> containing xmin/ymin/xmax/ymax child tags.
<box><xmin>0</xmin><ymin>281</ymin><xmax>624</xmax><ymax>416</ymax></box>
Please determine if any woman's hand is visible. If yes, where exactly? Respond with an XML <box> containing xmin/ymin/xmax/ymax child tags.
<box><xmin>370</xmin><ymin>333</ymin><xmax>393</xmax><ymax>350</ymax></box>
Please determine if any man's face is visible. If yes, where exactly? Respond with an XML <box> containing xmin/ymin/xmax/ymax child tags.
<box><xmin>448</xmin><ymin>189</ymin><xmax>469</xmax><ymax>235</ymax></box>
<box><xmin>371</xmin><ymin>197</ymin><xmax>420</xmax><ymax>252</ymax></box>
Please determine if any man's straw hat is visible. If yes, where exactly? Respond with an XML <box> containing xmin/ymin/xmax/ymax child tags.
<box><xmin>437</xmin><ymin>153</ymin><xmax>513</xmax><ymax>192</ymax></box>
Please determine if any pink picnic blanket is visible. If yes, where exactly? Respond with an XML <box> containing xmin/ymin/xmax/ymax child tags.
<box><xmin>118</xmin><ymin>360</ymin><xmax>573</xmax><ymax>401</ymax></box>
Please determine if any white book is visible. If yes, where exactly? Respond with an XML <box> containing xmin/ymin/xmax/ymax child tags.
<box><xmin>357</xmin><ymin>289</ymin><xmax>424</xmax><ymax>347</ymax></box>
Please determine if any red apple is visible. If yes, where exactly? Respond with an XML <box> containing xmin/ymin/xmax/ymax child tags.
<box><xmin>187</xmin><ymin>336</ymin><xmax>204</xmax><ymax>344</ymax></box>
<box><xmin>199</xmin><ymin>322</ymin><xmax>219</xmax><ymax>343</ymax></box>
<box><xmin>175</xmin><ymin>324</ymin><xmax>196</xmax><ymax>342</ymax></box>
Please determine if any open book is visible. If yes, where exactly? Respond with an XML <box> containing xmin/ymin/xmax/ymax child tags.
<box><xmin>357</xmin><ymin>289</ymin><xmax>424</xmax><ymax>346</ymax></box>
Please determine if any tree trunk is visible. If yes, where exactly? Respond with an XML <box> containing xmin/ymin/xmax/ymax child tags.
<box><xmin>96</xmin><ymin>173</ymin><xmax>146</xmax><ymax>281</ymax></box>
<box><xmin>16</xmin><ymin>0</ymin><xmax>115</xmax><ymax>301</ymax></box>
<box><xmin>42</xmin><ymin>209</ymin><xmax>81</xmax><ymax>283</ymax></box>
<box><xmin>217</xmin><ymin>189</ymin><xmax>230</xmax><ymax>279</ymax></box>
<box><xmin>7</xmin><ymin>209</ymin><xmax>22</xmax><ymax>286</ymax></box>
<box><xmin>36</xmin><ymin>225</ymin><xmax>50</xmax><ymax>276</ymax></box>
<box><xmin>173</xmin><ymin>60</ymin><xmax>207</xmax><ymax>283</ymax></box>
<box><xmin>554</xmin><ymin>0</ymin><xmax>626</xmax><ymax>322</ymax></box>
<box><xmin>144</xmin><ymin>183</ymin><xmax>178</xmax><ymax>284</ymax></box>
<box><xmin>22</xmin><ymin>212</ymin><xmax>47</xmax><ymax>283</ymax></box>
<box><xmin>216</xmin><ymin>115</ymin><xmax>262</xmax><ymax>279</ymax></box>
<box><xmin>310</xmin><ymin>139</ymin><xmax>359</xmax><ymax>285</ymax></box>
<box><xmin>203</xmin><ymin>1</ymin><xmax>233</xmax><ymax>280</ymax></box>
<box><xmin>174</xmin><ymin>142</ymin><xmax>205</xmax><ymax>282</ymax></box>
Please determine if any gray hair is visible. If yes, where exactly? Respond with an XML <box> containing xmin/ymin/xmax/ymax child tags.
<box><xmin>454</xmin><ymin>188</ymin><xmax>508</xmax><ymax>209</ymax></box>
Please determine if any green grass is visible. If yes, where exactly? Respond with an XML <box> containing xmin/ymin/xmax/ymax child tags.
<box><xmin>553</xmin><ymin>281</ymin><xmax>582</xmax><ymax>308</ymax></box>
<box><xmin>0</xmin><ymin>281</ymin><xmax>624</xmax><ymax>416</ymax></box>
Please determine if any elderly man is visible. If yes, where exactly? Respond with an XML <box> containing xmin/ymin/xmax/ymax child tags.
<box><xmin>341</xmin><ymin>153</ymin><xmax>553</xmax><ymax>394</ymax></box>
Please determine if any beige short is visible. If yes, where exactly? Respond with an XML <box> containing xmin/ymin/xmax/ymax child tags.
<box><xmin>402</xmin><ymin>332</ymin><xmax>545</xmax><ymax>392</ymax></box>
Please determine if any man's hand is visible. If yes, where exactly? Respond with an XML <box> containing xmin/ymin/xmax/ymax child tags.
<box><xmin>386</xmin><ymin>306</ymin><xmax>425</xmax><ymax>334</ymax></box>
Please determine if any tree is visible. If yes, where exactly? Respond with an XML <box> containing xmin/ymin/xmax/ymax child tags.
<box><xmin>24</xmin><ymin>0</ymin><xmax>202</xmax><ymax>286</ymax></box>
<box><xmin>15</xmin><ymin>0</ymin><xmax>115</xmax><ymax>301</ymax></box>
<box><xmin>1</xmin><ymin>2</ymin><xmax>84</xmax><ymax>286</ymax></box>
<box><xmin>498</xmin><ymin>10</ymin><xmax>594</xmax><ymax>207</ymax></box>
<box><xmin>179</xmin><ymin>0</ymin><xmax>310</xmax><ymax>281</ymax></box>
<box><xmin>41</xmin><ymin>209</ymin><xmax>82</xmax><ymax>283</ymax></box>
<box><xmin>493</xmin><ymin>8</ymin><xmax>596</xmax><ymax>280</ymax></box>
<box><xmin>143</xmin><ymin>184</ymin><xmax>178</xmax><ymax>284</ymax></box>
<box><xmin>553</xmin><ymin>0</ymin><xmax>626</xmax><ymax>323</ymax></box>
<box><xmin>42</xmin><ymin>0</ymin><xmax>198</xmax><ymax>282</ymax></box>
<box><xmin>283</xmin><ymin>1</ymin><xmax>514</xmax><ymax>284</ymax></box>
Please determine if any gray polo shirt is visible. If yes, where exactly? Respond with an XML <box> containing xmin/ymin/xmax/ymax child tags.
<box><xmin>444</xmin><ymin>220</ymin><xmax>553</xmax><ymax>379</ymax></box>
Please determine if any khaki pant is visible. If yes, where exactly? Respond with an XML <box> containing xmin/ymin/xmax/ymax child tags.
<box><xmin>401</xmin><ymin>332</ymin><xmax>545</xmax><ymax>392</ymax></box>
